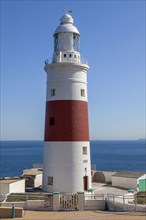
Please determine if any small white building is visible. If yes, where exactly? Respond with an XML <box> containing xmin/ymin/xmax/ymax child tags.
<box><xmin>112</xmin><ymin>171</ymin><xmax>146</xmax><ymax>191</ymax></box>
<box><xmin>22</xmin><ymin>169</ymin><xmax>42</xmax><ymax>188</ymax></box>
<box><xmin>0</xmin><ymin>178</ymin><xmax>25</xmax><ymax>196</ymax></box>
<box><xmin>138</xmin><ymin>174</ymin><xmax>146</xmax><ymax>191</ymax></box>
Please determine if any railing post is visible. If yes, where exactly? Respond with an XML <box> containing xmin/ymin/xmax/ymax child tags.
<box><xmin>113</xmin><ymin>194</ymin><xmax>115</xmax><ymax>211</ymax></box>
<box><xmin>123</xmin><ymin>195</ymin><xmax>125</xmax><ymax>211</ymax></box>
<box><xmin>12</xmin><ymin>203</ymin><xmax>15</xmax><ymax>218</ymax></box>
<box><xmin>135</xmin><ymin>194</ymin><xmax>137</xmax><ymax>212</ymax></box>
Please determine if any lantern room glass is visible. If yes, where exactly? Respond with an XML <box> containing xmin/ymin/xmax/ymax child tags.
<box><xmin>73</xmin><ymin>33</ymin><xmax>80</xmax><ymax>52</ymax></box>
<box><xmin>54</xmin><ymin>34</ymin><xmax>58</xmax><ymax>52</ymax></box>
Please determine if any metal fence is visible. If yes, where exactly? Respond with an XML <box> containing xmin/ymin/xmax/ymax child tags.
<box><xmin>106</xmin><ymin>194</ymin><xmax>146</xmax><ymax>212</ymax></box>
<box><xmin>1</xmin><ymin>193</ymin><xmax>146</xmax><ymax>212</ymax></box>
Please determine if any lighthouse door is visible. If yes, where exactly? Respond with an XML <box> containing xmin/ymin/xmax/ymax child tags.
<box><xmin>83</xmin><ymin>176</ymin><xmax>88</xmax><ymax>190</ymax></box>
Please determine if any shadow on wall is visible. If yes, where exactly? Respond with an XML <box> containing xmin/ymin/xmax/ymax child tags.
<box><xmin>92</xmin><ymin>172</ymin><xmax>106</xmax><ymax>183</ymax></box>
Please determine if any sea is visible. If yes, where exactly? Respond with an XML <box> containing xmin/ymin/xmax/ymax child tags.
<box><xmin>0</xmin><ymin>140</ymin><xmax>145</xmax><ymax>177</ymax></box>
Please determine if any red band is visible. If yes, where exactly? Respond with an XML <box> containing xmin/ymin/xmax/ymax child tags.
<box><xmin>44</xmin><ymin>100</ymin><xmax>89</xmax><ymax>141</ymax></box>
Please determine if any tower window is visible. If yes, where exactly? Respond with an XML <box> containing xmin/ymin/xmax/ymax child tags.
<box><xmin>81</xmin><ymin>89</ymin><xmax>85</xmax><ymax>97</ymax></box>
<box><xmin>83</xmin><ymin>146</ymin><xmax>87</xmax><ymax>155</ymax></box>
<box><xmin>69</xmin><ymin>54</ymin><xmax>72</xmax><ymax>58</ymax></box>
<box><xmin>51</xmin><ymin>89</ymin><xmax>55</xmax><ymax>96</ymax></box>
<box><xmin>50</xmin><ymin>117</ymin><xmax>55</xmax><ymax>126</ymax></box>
<box><xmin>64</xmin><ymin>54</ymin><xmax>66</xmax><ymax>58</ymax></box>
<box><xmin>83</xmin><ymin>160</ymin><xmax>88</xmax><ymax>163</ymax></box>
<box><xmin>74</xmin><ymin>54</ymin><xmax>77</xmax><ymax>58</ymax></box>
<box><xmin>48</xmin><ymin>176</ymin><xmax>53</xmax><ymax>185</ymax></box>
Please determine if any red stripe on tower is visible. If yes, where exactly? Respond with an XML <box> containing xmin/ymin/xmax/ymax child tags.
<box><xmin>44</xmin><ymin>100</ymin><xmax>89</xmax><ymax>141</ymax></box>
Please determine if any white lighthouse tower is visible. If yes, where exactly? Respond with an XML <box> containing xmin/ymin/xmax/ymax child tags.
<box><xmin>43</xmin><ymin>12</ymin><xmax>91</xmax><ymax>193</ymax></box>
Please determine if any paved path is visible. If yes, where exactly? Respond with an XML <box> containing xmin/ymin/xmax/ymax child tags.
<box><xmin>1</xmin><ymin>211</ymin><xmax>145</xmax><ymax>220</ymax></box>
<box><xmin>92</xmin><ymin>183</ymin><xmax>128</xmax><ymax>195</ymax></box>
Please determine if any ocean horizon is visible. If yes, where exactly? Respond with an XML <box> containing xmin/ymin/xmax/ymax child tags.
<box><xmin>0</xmin><ymin>140</ymin><xmax>145</xmax><ymax>177</ymax></box>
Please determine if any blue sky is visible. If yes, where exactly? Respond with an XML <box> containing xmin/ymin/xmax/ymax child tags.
<box><xmin>1</xmin><ymin>0</ymin><xmax>145</xmax><ymax>140</ymax></box>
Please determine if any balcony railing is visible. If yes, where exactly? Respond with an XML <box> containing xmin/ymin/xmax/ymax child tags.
<box><xmin>44</xmin><ymin>56</ymin><xmax>88</xmax><ymax>65</ymax></box>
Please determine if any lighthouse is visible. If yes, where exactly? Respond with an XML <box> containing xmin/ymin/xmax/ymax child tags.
<box><xmin>43</xmin><ymin>12</ymin><xmax>91</xmax><ymax>193</ymax></box>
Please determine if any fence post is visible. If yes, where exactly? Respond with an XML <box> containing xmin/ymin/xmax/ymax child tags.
<box><xmin>105</xmin><ymin>197</ymin><xmax>108</xmax><ymax>211</ymax></box>
<box><xmin>123</xmin><ymin>195</ymin><xmax>125</xmax><ymax>211</ymax></box>
<box><xmin>77</xmin><ymin>192</ymin><xmax>85</xmax><ymax>211</ymax></box>
<box><xmin>135</xmin><ymin>194</ymin><xmax>137</xmax><ymax>212</ymax></box>
<box><xmin>113</xmin><ymin>195</ymin><xmax>115</xmax><ymax>211</ymax></box>
<box><xmin>53</xmin><ymin>192</ymin><xmax>60</xmax><ymax>211</ymax></box>
<box><xmin>12</xmin><ymin>203</ymin><xmax>15</xmax><ymax>218</ymax></box>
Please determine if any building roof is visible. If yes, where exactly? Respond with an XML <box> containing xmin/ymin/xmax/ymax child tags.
<box><xmin>112</xmin><ymin>171</ymin><xmax>145</xmax><ymax>179</ymax></box>
<box><xmin>0</xmin><ymin>178</ymin><xmax>24</xmax><ymax>184</ymax></box>
<box><xmin>22</xmin><ymin>169</ymin><xmax>42</xmax><ymax>176</ymax></box>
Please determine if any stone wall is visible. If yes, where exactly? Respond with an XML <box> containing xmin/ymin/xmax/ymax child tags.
<box><xmin>0</xmin><ymin>207</ymin><xmax>23</xmax><ymax>218</ymax></box>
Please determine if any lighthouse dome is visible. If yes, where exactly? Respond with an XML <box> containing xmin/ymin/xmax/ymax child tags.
<box><xmin>54</xmin><ymin>13</ymin><xmax>80</xmax><ymax>35</ymax></box>
<box><xmin>60</xmin><ymin>14</ymin><xmax>73</xmax><ymax>24</ymax></box>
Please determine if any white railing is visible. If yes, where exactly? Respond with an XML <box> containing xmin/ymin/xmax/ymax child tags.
<box><xmin>44</xmin><ymin>57</ymin><xmax>88</xmax><ymax>65</ymax></box>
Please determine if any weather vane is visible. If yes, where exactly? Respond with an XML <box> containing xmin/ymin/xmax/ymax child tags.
<box><xmin>64</xmin><ymin>9</ymin><xmax>72</xmax><ymax>14</ymax></box>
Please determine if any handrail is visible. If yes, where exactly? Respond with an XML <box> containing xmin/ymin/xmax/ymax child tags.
<box><xmin>44</xmin><ymin>57</ymin><xmax>88</xmax><ymax>65</ymax></box>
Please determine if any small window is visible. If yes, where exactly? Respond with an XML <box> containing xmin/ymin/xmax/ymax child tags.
<box><xmin>50</xmin><ymin>117</ymin><xmax>55</xmax><ymax>126</ymax></box>
<box><xmin>83</xmin><ymin>146</ymin><xmax>87</xmax><ymax>155</ymax></box>
<box><xmin>48</xmin><ymin>176</ymin><xmax>53</xmax><ymax>185</ymax></box>
<box><xmin>69</xmin><ymin>54</ymin><xmax>72</xmax><ymax>58</ymax></box>
<box><xmin>51</xmin><ymin>89</ymin><xmax>55</xmax><ymax>96</ymax></box>
<box><xmin>81</xmin><ymin>89</ymin><xmax>85</xmax><ymax>97</ymax></box>
<box><xmin>74</xmin><ymin>54</ymin><xmax>77</xmax><ymax>58</ymax></box>
<box><xmin>83</xmin><ymin>160</ymin><xmax>88</xmax><ymax>163</ymax></box>
<box><xmin>64</xmin><ymin>54</ymin><xmax>66</xmax><ymax>58</ymax></box>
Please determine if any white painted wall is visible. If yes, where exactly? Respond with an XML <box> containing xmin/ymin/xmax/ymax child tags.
<box><xmin>46</xmin><ymin>65</ymin><xmax>88</xmax><ymax>102</ymax></box>
<box><xmin>0</xmin><ymin>180</ymin><xmax>25</xmax><ymax>196</ymax></box>
<box><xmin>138</xmin><ymin>174</ymin><xmax>146</xmax><ymax>181</ymax></box>
<box><xmin>0</xmin><ymin>183</ymin><xmax>10</xmax><ymax>196</ymax></box>
<box><xmin>34</xmin><ymin>174</ymin><xmax>42</xmax><ymax>188</ymax></box>
<box><xmin>43</xmin><ymin>141</ymin><xmax>91</xmax><ymax>193</ymax></box>
<box><xmin>9</xmin><ymin>180</ymin><xmax>25</xmax><ymax>194</ymax></box>
<box><xmin>112</xmin><ymin>177</ymin><xmax>137</xmax><ymax>190</ymax></box>
<box><xmin>103</xmin><ymin>172</ymin><xmax>117</xmax><ymax>182</ymax></box>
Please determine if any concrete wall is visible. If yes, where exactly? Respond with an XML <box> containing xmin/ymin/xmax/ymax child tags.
<box><xmin>112</xmin><ymin>176</ymin><xmax>137</xmax><ymax>190</ymax></box>
<box><xmin>85</xmin><ymin>200</ymin><xmax>105</xmax><ymax>210</ymax></box>
<box><xmin>0</xmin><ymin>207</ymin><xmax>23</xmax><ymax>218</ymax></box>
<box><xmin>26</xmin><ymin>200</ymin><xmax>52</xmax><ymax>211</ymax></box>
<box><xmin>103</xmin><ymin>172</ymin><xmax>116</xmax><ymax>183</ymax></box>
<box><xmin>10</xmin><ymin>179</ymin><xmax>25</xmax><ymax>194</ymax></box>
<box><xmin>0</xmin><ymin>179</ymin><xmax>25</xmax><ymax>196</ymax></box>
<box><xmin>2</xmin><ymin>202</ymin><xmax>26</xmax><ymax>208</ymax></box>
<box><xmin>34</xmin><ymin>174</ymin><xmax>42</xmax><ymax>188</ymax></box>
<box><xmin>0</xmin><ymin>183</ymin><xmax>10</xmax><ymax>196</ymax></box>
